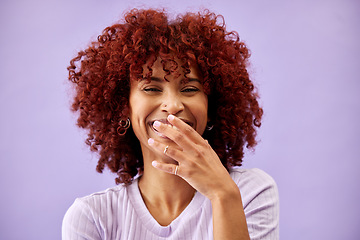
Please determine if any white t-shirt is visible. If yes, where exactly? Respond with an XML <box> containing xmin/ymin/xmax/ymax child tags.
<box><xmin>62</xmin><ymin>168</ymin><xmax>279</xmax><ymax>240</ymax></box>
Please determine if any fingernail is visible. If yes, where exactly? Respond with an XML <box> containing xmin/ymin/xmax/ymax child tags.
<box><xmin>152</xmin><ymin>161</ymin><xmax>158</xmax><ymax>167</ymax></box>
<box><xmin>168</xmin><ymin>115</ymin><xmax>175</xmax><ymax>121</ymax></box>
<box><xmin>153</xmin><ymin>121</ymin><xmax>161</xmax><ymax>128</ymax></box>
<box><xmin>148</xmin><ymin>138</ymin><xmax>154</xmax><ymax>145</ymax></box>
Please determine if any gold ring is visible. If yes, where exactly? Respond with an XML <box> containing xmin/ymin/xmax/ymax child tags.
<box><xmin>174</xmin><ymin>165</ymin><xmax>179</xmax><ymax>176</ymax></box>
<box><xmin>164</xmin><ymin>145</ymin><xmax>169</xmax><ymax>154</ymax></box>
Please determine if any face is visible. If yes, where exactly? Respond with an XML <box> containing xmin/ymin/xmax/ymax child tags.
<box><xmin>129</xmin><ymin>57</ymin><xmax>208</xmax><ymax>153</ymax></box>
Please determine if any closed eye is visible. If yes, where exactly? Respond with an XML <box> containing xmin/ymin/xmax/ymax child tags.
<box><xmin>181</xmin><ymin>87</ymin><xmax>199</xmax><ymax>93</ymax></box>
<box><xmin>143</xmin><ymin>88</ymin><xmax>161</xmax><ymax>92</ymax></box>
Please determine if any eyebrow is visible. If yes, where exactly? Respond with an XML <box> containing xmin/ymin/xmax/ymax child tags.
<box><xmin>140</xmin><ymin>76</ymin><xmax>201</xmax><ymax>83</ymax></box>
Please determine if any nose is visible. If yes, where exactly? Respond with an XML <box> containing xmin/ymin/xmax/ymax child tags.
<box><xmin>161</xmin><ymin>92</ymin><xmax>184</xmax><ymax>115</ymax></box>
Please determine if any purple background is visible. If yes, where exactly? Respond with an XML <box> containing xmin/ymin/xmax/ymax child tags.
<box><xmin>1</xmin><ymin>0</ymin><xmax>359</xmax><ymax>239</ymax></box>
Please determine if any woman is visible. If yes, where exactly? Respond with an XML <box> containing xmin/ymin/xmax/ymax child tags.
<box><xmin>62</xmin><ymin>8</ymin><xmax>279</xmax><ymax>240</ymax></box>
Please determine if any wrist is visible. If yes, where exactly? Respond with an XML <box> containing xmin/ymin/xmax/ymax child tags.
<box><xmin>209</xmin><ymin>180</ymin><xmax>241</xmax><ymax>204</ymax></box>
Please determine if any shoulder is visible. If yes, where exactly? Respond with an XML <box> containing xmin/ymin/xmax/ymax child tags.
<box><xmin>62</xmin><ymin>184</ymin><xmax>128</xmax><ymax>239</ymax></box>
<box><xmin>229</xmin><ymin>167</ymin><xmax>279</xmax><ymax>207</ymax></box>
<box><xmin>67</xmin><ymin>184</ymin><xmax>128</xmax><ymax>219</ymax></box>
<box><xmin>230</xmin><ymin>168</ymin><xmax>279</xmax><ymax>239</ymax></box>
<box><xmin>78</xmin><ymin>184</ymin><xmax>127</xmax><ymax>207</ymax></box>
<box><xmin>230</xmin><ymin>167</ymin><xmax>277</xmax><ymax>191</ymax></box>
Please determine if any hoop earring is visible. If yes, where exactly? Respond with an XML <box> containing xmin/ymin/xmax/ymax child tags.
<box><xmin>117</xmin><ymin>118</ymin><xmax>131</xmax><ymax>136</ymax></box>
<box><xmin>206</xmin><ymin>123</ymin><xmax>214</xmax><ymax>131</ymax></box>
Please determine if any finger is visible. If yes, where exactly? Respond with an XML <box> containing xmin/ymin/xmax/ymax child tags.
<box><xmin>148</xmin><ymin>138</ymin><xmax>185</xmax><ymax>162</ymax></box>
<box><xmin>152</xmin><ymin>161</ymin><xmax>180</xmax><ymax>176</ymax></box>
<box><xmin>152</xmin><ymin>119</ymin><xmax>202</xmax><ymax>152</ymax></box>
<box><xmin>167</xmin><ymin>115</ymin><xmax>206</xmax><ymax>145</ymax></box>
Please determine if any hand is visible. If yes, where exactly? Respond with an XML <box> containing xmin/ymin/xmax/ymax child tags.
<box><xmin>148</xmin><ymin>114</ymin><xmax>236</xmax><ymax>201</ymax></box>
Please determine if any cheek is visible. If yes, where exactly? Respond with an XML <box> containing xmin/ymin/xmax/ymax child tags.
<box><xmin>194</xmin><ymin>98</ymin><xmax>208</xmax><ymax>133</ymax></box>
<box><xmin>129</xmin><ymin>98</ymin><xmax>154</xmax><ymax>127</ymax></box>
<box><xmin>129</xmin><ymin>93</ymin><xmax>146</xmax><ymax>119</ymax></box>
<box><xmin>129</xmin><ymin>107</ymin><xmax>147</xmax><ymax>125</ymax></box>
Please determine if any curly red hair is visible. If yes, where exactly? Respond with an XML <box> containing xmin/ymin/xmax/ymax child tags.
<box><xmin>68</xmin><ymin>8</ymin><xmax>263</xmax><ymax>184</ymax></box>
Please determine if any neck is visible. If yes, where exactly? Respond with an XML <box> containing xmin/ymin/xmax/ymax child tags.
<box><xmin>139</xmin><ymin>160</ymin><xmax>196</xmax><ymax>209</ymax></box>
<box><xmin>138</xmin><ymin>146</ymin><xmax>196</xmax><ymax>225</ymax></box>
